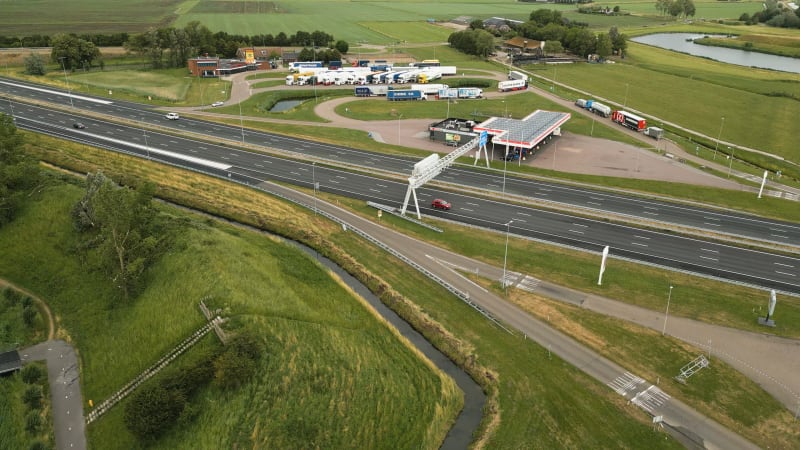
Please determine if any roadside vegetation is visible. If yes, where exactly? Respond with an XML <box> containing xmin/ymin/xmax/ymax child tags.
<box><xmin>0</xmin><ymin>154</ymin><xmax>460</xmax><ymax>448</ymax></box>
<box><xmin>17</xmin><ymin>132</ymin><xmax>800</xmax><ymax>448</ymax></box>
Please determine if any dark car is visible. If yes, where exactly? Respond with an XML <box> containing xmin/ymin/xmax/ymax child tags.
<box><xmin>431</xmin><ymin>199</ymin><xmax>451</xmax><ymax>210</ymax></box>
<box><xmin>73</xmin><ymin>122</ymin><xmax>86</xmax><ymax>129</ymax></box>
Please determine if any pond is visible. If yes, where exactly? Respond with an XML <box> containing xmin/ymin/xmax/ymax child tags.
<box><xmin>631</xmin><ymin>33</ymin><xmax>800</xmax><ymax>73</ymax></box>
<box><xmin>269</xmin><ymin>99</ymin><xmax>303</xmax><ymax>112</ymax></box>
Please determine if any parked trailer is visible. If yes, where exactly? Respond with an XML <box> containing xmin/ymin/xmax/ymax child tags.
<box><xmin>457</xmin><ymin>87</ymin><xmax>483</xmax><ymax>99</ymax></box>
<box><xmin>438</xmin><ymin>88</ymin><xmax>459</xmax><ymax>99</ymax></box>
<box><xmin>644</xmin><ymin>127</ymin><xmax>663</xmax><ymax>139</ymax></box>
<box><xmin>498</xmin><ymin>79</ymin><xmax>528</xmax><ymax>92</ymax></box>
<box><xmin>438</xmin><ymin>66</ymin><xmax>457</xmax><ymax>76</ymax></box>
<box><xmin>355</xmin><ymin>85</ymin><xmax>389</xmax><ymax>97</ymax></box>
<box><xmin>588</xmin><ymin>101</ymin><xmax>611</xmax><ymax>118</ymax></box>
<box><xmin>508</xmin><ymin>70</ymin><xmax>529</xmax><ymax>82</ymax></box>
<box><xmin>289</xmin><ymin>61</ymin><xmax>323</xmax><ymax>73</ymax></box>
<box><xmin>410</xmin><ymin>83</ymin><xmax>449</xmax><ymax>95</ymax></box>
<box><xmin>387</xmin><ymin>90</ymin><xmax>426</xmax><ymax>101</ymax></box>
<box><xmin>611</xmin><ymin>110</ymin><xmax>647</xmax><ymax>131</ymax></box>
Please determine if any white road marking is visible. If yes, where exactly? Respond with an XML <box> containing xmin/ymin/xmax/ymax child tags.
<box><xmin>699</xmin><ymin>255</ymin><xmax>718</xmax><ymax>262</ymax></box>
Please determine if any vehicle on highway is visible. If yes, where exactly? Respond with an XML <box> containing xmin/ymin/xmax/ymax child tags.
<box><xmin>72</xmin><ymin>122</ymin><xmax>86</xmax><ymax>129</ymax></box>
<box><xmin>431</xmin><ymin>199</ymin><xmax>451</xmax><ymax>210</ymax></box>
<box><xmin>165</xmin><ymin>112</ymin><xmax>180</xmax><ymax>120</ymax></box>
<box><xmin>211</xmin><ymin>101</ymin><xmax>224</xmax><ymax>107</ymax></box>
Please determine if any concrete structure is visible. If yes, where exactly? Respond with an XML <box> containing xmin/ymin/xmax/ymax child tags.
<box><xmin>473</xmin><ymin>110</ymin><xmax>571</xmax><ymax>156</ymax></box>
<box><xmin>428</xmin><ymin>118</ymin><xmax>478</xmax><ymax>146</ymax></box>
<box><xmin>0</xmin><ymin>350</ymin><xmax>21</xmax><ymax>375</ymax></box>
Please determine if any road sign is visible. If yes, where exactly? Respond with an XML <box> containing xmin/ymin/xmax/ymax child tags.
<box><xmin>479</xmin><ymin>130</ymin><xmax>488</xmax><ymax>146</ymax></box>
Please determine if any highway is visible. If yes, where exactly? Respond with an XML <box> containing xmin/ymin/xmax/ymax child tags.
<box><xmin>1</xmin><ymin>78</ymin><xmax>798</xmax><ymax>295</ymax></box>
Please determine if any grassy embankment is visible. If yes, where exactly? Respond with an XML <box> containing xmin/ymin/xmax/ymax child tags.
<box><xmin>20</xmin><ymin>128</ymin><xmax>800</xmax><ymax>448</ymax></box>
<box><xmin>0</xmin><ymin>172</ymin><xmax>460</xmax><ymax>448</ymax></box>
<box><xmin>0</xmin><ymin>288</ymin><xmax>52</xmax><ymax>450</ymax></box>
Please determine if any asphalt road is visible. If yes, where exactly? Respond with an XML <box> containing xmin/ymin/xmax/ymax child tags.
<box><xmin>2</xmin><ymin>92</ymin><xmax>797</xmax><ymax>296</ymax></box>
<box><xmin>2</xmin><ymin>76</ymin><xmax>799</xmax><ymax>247</ymax></box>
<box><xmin>21</xmin><ymin>340</ymin><xmax>86</xmax><ymax>450</ymax></box>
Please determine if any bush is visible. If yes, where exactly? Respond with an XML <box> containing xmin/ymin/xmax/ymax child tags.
<box><xmin>213</xmin><ymin>333</ymin><xmax>263</xmax><ymax>389</ymax></box>
<box><xmin>22</xmin><ymin>305</ymin><xmax>38</xmax><ymax>327</ymax></box>
<box><xmin>29</xmin><ymin>441</ymin><xmax>48</xmax><ymax>450</ymax></box>
<box><xmin>23</xmin><ymin>385</ymin><xmax>43</xmax><ymax>409</ymax></box>
<box><xmin>21</xmin><ymin>364</ymin><xmax>44</xmax><ymax>384</ymax></box>
<box><xmin>25</xmin><ymin>410</ymin><xmax>42</xmax><ymax>433</ymax></box>
<box><xmin>123</xmin><ymin>384</ymin><xmax>186</xmax><ymax>441</ymax></box>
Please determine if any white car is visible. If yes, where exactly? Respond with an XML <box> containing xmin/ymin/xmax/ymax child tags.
<box><xmin>165</xmin><ymin>112</ymin><xmax>180</xmax><ymax>120</ymax></box>
<box><xmin>211</xmin><ymin>101</ymin><xmax>224</xmax><ymax>107</ymax></box>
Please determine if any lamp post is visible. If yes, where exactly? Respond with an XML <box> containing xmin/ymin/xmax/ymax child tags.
<box><xmin>502</xmin><ymin>220</ymin><xmax>514</xmax><ymax>296</ymax></box>
<box><xmin>502</xmin><ymin>137</ymin><xmax>509</xmax><ymax>197</ymax></box>
<box><xmin>58</xmin><ymin>57</ymin><xmax>74</xmax><ymax>108</ymax></box>
<box><xmin>143</xmin><ymin>126</ymin><xmax>150</xmax><ymax>160</ymax></box>
<box><xmin>662</xmin><ymin>285</ymin><xmax>674</xmax><ymax>335</ymax></box>
<box><xmin>714</xmin><ymin>117</ymin><xmax>724</xmax><ymax>160</ymax></box>
<box><xmin>727</xmin><ymin>147</ymin><xmax>734</xmax><ymax>178</ymax></box>
<box><xmin>312</xmin><ymin>162</ymin><xmax>317</xmax><ymax>215</ymax></box>
<box><xmin>623</xmin><ymin>83</ymin><xmax>629</xmax><ymax>108</ymax></box>
<box><xmin>238</xmin><ymin>101</ymin><xmax>245</xmax><ymax>143</ymax></box>
<box><xmin>397</xmin><ymin>113</ymin><xmax>402</xmax><ymax>146</ymax></box>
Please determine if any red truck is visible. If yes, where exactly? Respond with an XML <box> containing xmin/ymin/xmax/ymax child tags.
<box><xmin>611</xmin><ymin>110</ymin><xmax>647</xmax><ymax>132</ymax></box>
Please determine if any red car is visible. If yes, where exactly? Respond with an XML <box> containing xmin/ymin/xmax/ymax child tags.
<box><xmin>431</xmin><ymin>199</ymin><xmax>451</xmax><ymax>210</ymax></box>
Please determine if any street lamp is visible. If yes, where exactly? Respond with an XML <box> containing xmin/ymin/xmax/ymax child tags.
<box><xmin>312</xmin><ymin>162</ymin><xmax>317</xmax><ymax>215</ymax></box>
<box><xmin>623</xmin><ymin>83</ymin><xmax>629</xmax><ymax>108</ymax></box>
<box><xmin>238</xmin><ymin>101</ymin><xmax>245</xmax><ymax>143</ymax></box>
<box><xmin>397</xmin><ymin>113</ymin><xmax>402</xmax><ymax>146</ymax></box>
<box><xmin>502</xmin><ymin>220</ymin><xmax>514</xmax><ymax>296</ymax></box>
<box><xmin>143</xmin><ymin>126</ymin><xmax>150</xmax><ymax>160</ymax></box>
<box><xmin>502</xmin><ymin>136</ymin><xmax>509</xmax><ymax>197</ymax></box>
<box><xmin>662</xmin><ymin>285</ymin><xmax>674</xmax><ymax>335</ymax></box>
<box><xmin>727</xmin><ymin>146</ymin><xmax>734</xmax><ymax>178</ymax></box>
<box><xmin>714</xmin><ymin>117</ymin><xmax>724</xmax><ymax>160</ymax></box>
<box><xmin>58</xmin><ymin>57</ymin><xmax>74</xmax><ymax>108</ymax></box>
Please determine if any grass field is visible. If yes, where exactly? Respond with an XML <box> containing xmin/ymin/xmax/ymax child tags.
<box><xmin>0</xmin><ymin>180</ymin><xmax>460</xmax><ymax>449</ymax></box>
<box><xmin>21</xmin><ymin>131</ymin><xmax>800</xmax><ymax>448</ymax></box>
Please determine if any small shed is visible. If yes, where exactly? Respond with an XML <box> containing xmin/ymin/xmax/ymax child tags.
<box><xmin>0</xmin><ymin>350</ymin><xmax>22</xmax><ymax>376</ymax></box>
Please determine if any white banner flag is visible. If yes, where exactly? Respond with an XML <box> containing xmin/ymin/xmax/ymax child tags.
<box><xmin>598</xmin><ymin>245</ymin><xmax>609</xmax><ymax>286</ymax></box>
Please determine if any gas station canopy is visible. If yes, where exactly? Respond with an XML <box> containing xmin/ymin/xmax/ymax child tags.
<box><xmin>473</xmin><ymin>110</ymin><xmax>570</xmax><ymax>149</ymax></box>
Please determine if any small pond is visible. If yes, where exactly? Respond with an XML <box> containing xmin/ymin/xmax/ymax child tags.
<box><xmin>270</xmin><ymin>100</ymin><xmax>303</xmax><ymax>112</ymax></box>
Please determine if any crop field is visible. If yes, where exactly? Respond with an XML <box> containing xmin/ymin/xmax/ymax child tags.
<box><xmin>0</xmin><ymin>183</ymin><xmax>458</xmax><ymax>449</ymax></box>
<box><xmin>0</xmin><ymin>0</ymin><xmax>181</xmax><ymax>36</ymax></box>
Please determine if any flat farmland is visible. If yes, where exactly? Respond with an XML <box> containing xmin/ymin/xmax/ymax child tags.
<box><xmin>0</xmin><ymin>0</ymin><xmax>182</xmax><ymax>36</ymax></box>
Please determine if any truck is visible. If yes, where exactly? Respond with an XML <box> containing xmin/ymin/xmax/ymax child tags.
<box><xmin>387</xmin><ymin>89</ymin><xmax>426</xmax><ymax>101</ymax></box>
<box><xmin>370</xmin><ymin>64</ymin><xmax>391</xmax><ymax>72</ymax></box>
<box><xmin>412</xmin><ymin>59</ymin><xmax>440</xmax><ymax>68</ymax></box>
<box><xmin>498</xmin><ymin>79</ymin><xmax>528</xmax><ymax>92</ymax></box>
<box><xmin>355</xmin><ymin>85</ymin><xmax>389</xmax><ymax>97</ymax></box>
<box><xmin>289</xmin><ymin>61</ymin><xmax>323</xmax><ymax>73</ymax></box>
<box><xmin>508</xmin><ymin>70</ymin><xmax>529</xmax><ymax>82</ymax></box>
<box><xmin>457</xmin><ymin>87</ymin><xmax>483</xmax><ymax>99</ymax></box>
<box><xmin>437</xmin><ymin>88</ymin><xmax>459</xmax><ymax>99</ymax></box>
<box><xmin>575</xmin><ymin>99</ymin><xmax>588</xmax><ymax>108</ymax></box>
<box><xmin>410</xmin><ymin>83</ymin><xmax>448</xmax><ymax>95</ymax></box>
<box><xmin>438</xmin><ymin>66</ymin><xmax>457</xmax><ymax>76</ymax></box>
<box><xmin>586</xmin><ymin>100</ymin><xmax>611</xmax><ymax>118</ymax></box>
<box><xmin>417</xmin><ymin>69</ymin><xmax>442</xmax><ymax>83</ymax></box>
<box><xmin>398</xmin><ymin>70</ymin><xmax>420</xmax><ymax>83</ymax></box>
<box><xmin>643</xmin><ymin>127</ymin><xmax>664</xmax><ymax>139</ymax></box>
<box><xmin>611</xmin><ymin>110</ymin><xmax>647</xmax><ymax>131</ymax></box>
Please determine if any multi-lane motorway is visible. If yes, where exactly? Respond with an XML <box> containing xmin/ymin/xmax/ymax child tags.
<box><xmin>1</xmin><ymin>77</ymin><xmax>798</xmax><ymax>295</ymax></box>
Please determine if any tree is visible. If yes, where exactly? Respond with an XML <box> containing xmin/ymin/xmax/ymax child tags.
<box><xmin>23</xmin><ymin>53</ymin><xmax>46</xmax><ymax>75</ymax></box>
<box><xmin>0</xmin><ymin>114</ymin><xmax>40</xmax><ymax>227</ymax></box>
<box><xmin>334</xmin><ymin>40</ymin><xmax>349</xmax><ymax>54</ymax></box>
<box><xmin>595</xmin><ymin>33</ymin><xmax>613</xmax><ymax>59</ymax></box>
<box><xmin>530</xmin><ymin>9</ymin><xmax>563</xmax><ymax>26</ymax></box>
<box><xmin>124</xmin><ymin>384</ymin><xmax>186</xmax><ymax>441</ymax></box>
<box><xmin>543</xmin><ymin>40</ymin><xmax>563</xmax><ymax>56</ymax></box>
<box><xmin>214</xmin><ymin>333</ymin><xmax>262</xmax><ymax>389</ymax></box>
<box><xmin>50</xmin><ymin>34</ymin><xmax>101</xmax><ymax>70</ymax></box>
<box><xmin>72</xmin><ymin>173</ymin><xmax>162</xmax><ymax>300</ymax></box>
<box><xmin>469</xmin><ymin>19</ymin><xmax>485</xmax><ymax>30</ymax></box>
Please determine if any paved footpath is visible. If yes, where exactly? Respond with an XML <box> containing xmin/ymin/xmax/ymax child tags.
<box><xmin>22</xmin><ymin>340</ymin><xmax>86</xmax><ymax>450</ymax></box>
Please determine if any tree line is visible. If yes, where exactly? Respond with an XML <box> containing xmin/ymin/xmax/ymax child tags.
<box><xmin>739</xmin><ymin>0</ymin><xmax>800</xmax><ymax>28</ymax></box>
<box><xmin>450</xmin><ymin>9</ymin><xmax>628</xmax><ymax>59</ymax></box>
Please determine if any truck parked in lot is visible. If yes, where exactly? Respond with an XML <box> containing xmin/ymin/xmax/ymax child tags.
<box><xmin>354</xmin><ymin>85</ymin><xmax>389</xmax><ymax>97</ymax></box>
<box><xmin>586</xmin><ymin>100</ymin><xmax>611</xmax><ymax>118</ymax></box>
<box><xmin>508</xmin><ymin>70</ymin><xmax>529</xmax><ymax>82</ymax></box>
<box><xmin>498</xmin><ymin>79</ymin><xmax>528</xmax><ymax>92</ymax></box>
<box><xmin>611</xmin><ymin>110</ymin><xmax>647</xmax><ymax>131</ymax></box>
<box><xmin>409</xmin><ymin>83</ymin><xmax>448</xmax><ymax>95</ymax></box>
<box><xmin>289</xmin><ymin>61</ymin><xmax>323</xmax><ymax>72</ymax></box>
<box><xmin>644</xmin><ymin>127</ymin><xmax>663</xmax><ymax>139</ymax></box>
<box><xmin>437</xmin><ymin>87</ymin><xmax>483</xmax><ymax>99</ymax></box>
<box><xmin>387</xmin><ymin>90</ymin><xmax>426</xmax><ymax>101</ymax></box>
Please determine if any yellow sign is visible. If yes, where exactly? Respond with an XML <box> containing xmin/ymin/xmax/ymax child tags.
<box><xmin>244</xmin><ymin>49</ymin><xmax>255</xmax><ymax>64</ymax></box>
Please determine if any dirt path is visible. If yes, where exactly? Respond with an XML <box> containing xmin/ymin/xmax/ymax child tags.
<box><xmin>0</xmin><ymin>278</ymin><xmax>55</xmax><ymax>340</ymax></box>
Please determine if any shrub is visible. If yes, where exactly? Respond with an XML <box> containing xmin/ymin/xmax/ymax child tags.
<box><xmin>25</xmin><ymin>410</ymin><xmax>42</xmax><ymax>433</ymax></box>
<box><xmin>23</xmin><ymin>385</ymin><xmax>43</xmax><ymax>409</ymax></box>
<box><xmin>123</xmin><ymin>384</ymin><xmax>186</xmax><ymax>441</ymax></box>
<box><xmin>29</xmin><ymin>441</ymin><xmax>48</xmax><ymax>450</ymax></box>
<box><xmin>22</xmin><ymin>305</ymin><xmax>38</xmax><ymax>327</ymax></box>
<box><xmin>21</xmin><ymin>364</ymin><xmax>44</xmax><ymax>384</ymax></box>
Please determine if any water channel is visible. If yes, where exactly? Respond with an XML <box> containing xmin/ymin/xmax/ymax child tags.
<box><xmin>631</xmin><ymin>33</ymin><xmax>800</xmax><ymax>73</ymax></box>
<box><xmin>269</xmin><ymin>99</ymin><xmax>303</xmax><ymax>112</ymax></box>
